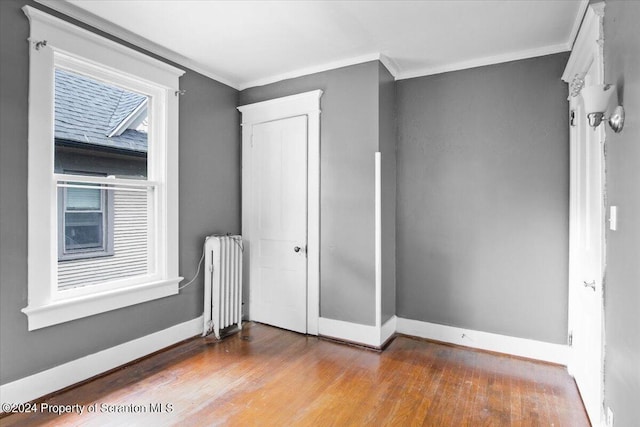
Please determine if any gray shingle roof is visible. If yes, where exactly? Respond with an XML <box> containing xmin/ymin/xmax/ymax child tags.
<box><xmin>54</xmin><ymin>69</ymin><xmax>148</xmax><ymax>153</ymax></box>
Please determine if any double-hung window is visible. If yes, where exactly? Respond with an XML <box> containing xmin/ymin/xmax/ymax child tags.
<box><xmin>22</xmin><ymin>6</ymin><xmax>184</xmax><ymax>330</ymax></box>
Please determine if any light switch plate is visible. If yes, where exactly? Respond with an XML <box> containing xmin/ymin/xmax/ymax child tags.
<box><xmin>609</xmin><ymin>206</ymin><xmax>618</xmax><ymax>231</ymax></box>
<box><xmin>606</xmin><ymin>406</ymin><xmax>614</xmax><ymax>426</ymax></box>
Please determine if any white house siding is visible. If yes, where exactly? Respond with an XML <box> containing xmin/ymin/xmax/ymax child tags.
<box><xmin>57</xmin><ymin>189</ymin><xmax>148</xmax><ymax>289</ymax></box>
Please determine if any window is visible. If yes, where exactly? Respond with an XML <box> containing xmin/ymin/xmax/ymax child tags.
<box><xmin>58</xmin><ymin>184</ymin><xmax>114</xmax><ymax>260</ymax></box>
<box><xmin>22</xmin><ymin>6</ymin><xmax>185</xmax><ymax>330</ymax></box>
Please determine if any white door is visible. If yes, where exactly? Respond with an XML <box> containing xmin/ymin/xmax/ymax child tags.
<box><xmin>568</xmin><ymin>65</ymin><xmax>605</xmax><ymax>425</ymax></box>
<box><xmin>249</xmin><ymin>115</ymin><xmax>308</xmax><ymax>334</ymax></box>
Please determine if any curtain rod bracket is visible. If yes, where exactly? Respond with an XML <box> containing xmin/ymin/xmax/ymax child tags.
<box><xmin>34</xmin><ymin>40</ymin><xmax>47</xmax><ymax>51</ymax></box>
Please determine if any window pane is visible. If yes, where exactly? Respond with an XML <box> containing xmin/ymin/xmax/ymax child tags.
<box><xmin>65</xmin><ymin>212</ymin><xmax>103</xmax><ymax>249</ymax></box>
<box><xmin>58</xmin><ymin>186</ymin><xmax>151</xmax><ymax>290</ymax></box>
<box><xmin>54</xmin><ymin>68</ymin><xmax>148</xmax><ymax>179</ymax></box>
<box><xmin>66</xmin><ymin>187</ymin><xmax>101</xmax><ymax>210</ymax></box>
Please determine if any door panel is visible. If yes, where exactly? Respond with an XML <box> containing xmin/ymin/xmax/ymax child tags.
<box><xmin>250</xmin><ymin>116</ymin><xmax>308</xmax><ymax>334</ymax></box>
<box><xmin>569</xmin><ymin>66</ymin><xmax>604</xmax><ymax>425</ymax></box>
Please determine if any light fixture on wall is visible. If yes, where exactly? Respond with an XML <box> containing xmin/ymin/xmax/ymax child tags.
<box><xmin>580</xmin><ymin>84</ymin><xmax>625</xmax><ymax>133</ymax></box>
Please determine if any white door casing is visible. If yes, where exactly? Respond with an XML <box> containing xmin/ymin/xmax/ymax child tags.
<box><xmin>238</xmin><ymin>90</ymin><xmax>322</xmax><ymax>335</ymax></box>
<box><xmin>562</xmin><ymin>3</ymin><xmax>605</xmax><ymax>426</ymax></box>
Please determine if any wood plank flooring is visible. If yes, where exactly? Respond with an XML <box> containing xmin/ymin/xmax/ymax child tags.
<box><xmin>1</xmin><ymin>322</ymin><xmax>589</xmax><ymax>426</ymax></box>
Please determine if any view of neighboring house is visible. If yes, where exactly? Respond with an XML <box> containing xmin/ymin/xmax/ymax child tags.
<box><xmin>54</xmin><ymin>69</ymin><xmax>150</xmax><ymax>289</ymax></box>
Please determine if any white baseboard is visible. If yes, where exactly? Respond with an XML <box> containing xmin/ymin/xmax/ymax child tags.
<box><xmin>1</xmin><ymin>315</ymin><xmax>567</xmax><ymax>406</ymax></box>
<box><xmin>0</xmin><ymin>316</ymin><xmax>203</xmax><ymax>406</ymax></box>
<box><xmin>396</xmin><ymin>317</ymin><xmax>568</xmax><ymax>365</ymax></box>
<box><xmin>380</xmin><ymin>315</ymin><xmax>397</xmax><ymax>345</ymax></box>
<box><xmin>319</xmin><ymin>317</ymin><xmax>379</xmax><ymax>347</ymax></box>
<box><xmin>318</xmin><ymin>316</ymin><xmax>397</xmax><ymax>348</ymax></box>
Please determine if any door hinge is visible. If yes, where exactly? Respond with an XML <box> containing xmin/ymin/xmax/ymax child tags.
<box><xmin>568</xmin><ymin>331</ymin><xmax>573</xmax><ymax>347</ymax></box>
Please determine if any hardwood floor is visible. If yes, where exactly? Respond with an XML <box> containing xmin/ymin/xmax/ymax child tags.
<box><xmin>1</xmin><ymin>322</ymin><xmax>589</xmax><ymax>426</ymax></box>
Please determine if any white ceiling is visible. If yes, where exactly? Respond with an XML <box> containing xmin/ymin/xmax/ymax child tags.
<box><xmin>41</xmin><ymin>0</ymin><xmax>588</xmax><ymax>90</ymax></box>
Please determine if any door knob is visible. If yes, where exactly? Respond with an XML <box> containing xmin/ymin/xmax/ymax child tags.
<box><xmin>583</xmin><ymin>280</ymin><xmax>596</xmax><ymax>291</ymax></box>
<box><xmin>294</xmin><ymin>246</ymin><xmax>301</xmax><ymax>253</ymax></box>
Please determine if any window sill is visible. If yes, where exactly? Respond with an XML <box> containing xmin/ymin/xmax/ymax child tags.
<box><xmin>22</xmin><ymin>277</ymin><xmax>182</xmax><ymax>331</ymax></box>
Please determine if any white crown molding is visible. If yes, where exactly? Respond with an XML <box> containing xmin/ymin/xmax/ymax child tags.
<box><xmin>33</xmin><ymin>0</ymin><xmax>238</xmax><ymax>89</ymax></box>
<box><xmin>239</xmin><ymin>53</ymin><xmax>391</xmax><ymax>91</ymax></box>
<box><xmin>396</xmin><ymin>42</ymin><xmax>571</xmax><ymax>81</ymax></box>
<box><xmin>33</xmin><ymin>0</ymin><xmax>585</xmax><ymax>92</ymax></box>
<box><xmin>0</xmin><ymin>316</ymin><xmax>203</xmax><ymax>406</ymax></box>
<box><xmin>396</xmin><ymin>317</ymin><xmax>568</xmax><ymax>365</ymax></box>
<box><xmin>378</xmin><ymin>54</ymin><xmax>400</xmax><ymax>78</ymax></box>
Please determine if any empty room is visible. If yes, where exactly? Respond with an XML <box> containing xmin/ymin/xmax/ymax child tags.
<box><xmin>1</xmin><ymin>0</ymin><xmax>638</xmax><ymax>426</ymax></box>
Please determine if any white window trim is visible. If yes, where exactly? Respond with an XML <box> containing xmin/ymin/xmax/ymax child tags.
<box><xmin>22</xmin><ymin>6</ymin><xmax>184</xmax><ymax>331</ymax></box>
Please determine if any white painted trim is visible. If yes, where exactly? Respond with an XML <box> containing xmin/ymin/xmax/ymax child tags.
<box><xmin>109</xmin><ymin>98</ymin><xmax>147</xmax><ymax>137</ymax></box>
<box><xmin>238</xmin><ymin>90</ymin><xmax>323</xmax><ymax>125</ymax></box>
<box><xmin>380</xmin><ymin>315</ymin><xmax>397</xmax><ymax>346</ymax></box>
<box><xmin>397</xmin><ymin>43</ymin><xmax>570</xmax><ymax>81</ymax></box>
<box><xmin>319</xmin><ymin>318</ymin><xmax>381</xmax><ymax>348</ymax></box>
<box><xmin>567</xmin><ymin>0</ymin><xmax>590</xmax><ymax>50</ymax></box>
<box><xmin>22</xmin><ymin>279</ymin><xmax>180</xmax><ymax>331</ymax></box>
<box><xmin>374</xmin><ymin>152</ymin><xmax>382</xmax><ymax>328</ymax></box>
<box><xmin>318</xmin><ymin>316</ymin><xmax>397</xmax><ymax>348</ymax></box>
<box><xmin>238</xmin><ymin>90</ymin><xmax>322</xmax><ymax>336</ymax></box>
<box><xmin>239</xmin><ymin>53</ymin><xmax>387</xmax><ymax>90</ymax></box>
<box><xmin>34</xmin><ymin>0</ymin><xmax>585</xmax><ymax>90</ymax></box>
<box><xmin>23</xmin><ymin>6</ymin><xmax>184</xmax><ymax>85</ymax></box>
<box><xmin>378</xmin><ymin>54</ymin><xmax>400</xmax><ymax>78</ymax></box>
<box><xmin>306</xmin><ymin>104</ymin><xmax>321</xmax><ymax>335</ymax></box>
<box><xmin>32</xmin><ymin>0</ymin><xmax>235</xmax><ymax>88</ymax></box>
<box><xmin>240</xmin><ymin>41</ymin><xmax>575</xmax><ymax>88</ymax></box>
<box><xmin>396</xmin><ymin>318</ymin><xmax>568</xmax><ymax>365</ymax></box>
<box><xmin>22</xmin><ymin>6</ymin><xmax>182</xmax><ymax>330</ymax></box>
<box><xmin>562</xmin><ymin>2</ymin><xmax>605</xmax><ymax>82</ymax></box>
<box><xmin>562</xmin><ymin>4</ymin><xmax>606</xmax><ymax>425</ymax></box>
<box><xmin>0</xmin><ymin>316</ymin><xmax>202</xmax><ymax>406</ymax></box>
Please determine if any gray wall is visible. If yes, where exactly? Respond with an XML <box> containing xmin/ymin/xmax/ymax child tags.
<box><xmin>603</xmin><ymin>1</ymin><xmax>640</xmax><ymax>425</ymax></box>
<box><xmin>379</xmin><ymin>63</ymin><xmax>397</xmax><ymax>324</ymax></box>
<box><xmin>396</xmin><ymin>53</ymin><xmax>570</xmax><ymax>344</ymax></box>
<box><xmin>240</xmin><ymin>62</ymin><xmax>380</xmax><ymax>325</ymax></box>
<box><xmin>0</xmin><ymin>0</ymin><xmax>240</xmax><ymax>385</ymax></box>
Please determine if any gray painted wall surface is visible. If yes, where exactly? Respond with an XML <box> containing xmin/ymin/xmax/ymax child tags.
<box><xmin>396</xmin><ymin>53</ymin><xmax>570</xmax><ymax>344</ymax></box>
<box><xmin>378</xmin><ymin>63</ymin><xmax>397</xmax><ymax>324</ymax></box>
<box><xmin>0</xmin><ymin>0</ymin><xmax>240</xmax><ymax>384</ymax></box>
<box><xmin>603</xmin><ymin>1</ymin><xmax>640</xmax><ymax>425</ymax></box>
<box><xmin>239</xmin><ymin>62</ymin><xmax>379</xmax><ymax>325</ymax></box>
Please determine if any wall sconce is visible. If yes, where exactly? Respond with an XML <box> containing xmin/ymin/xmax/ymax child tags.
<box><xmin>580</xmin><ymin>84</ymin><xmax>625</xmax><ymax>133</ymax></box>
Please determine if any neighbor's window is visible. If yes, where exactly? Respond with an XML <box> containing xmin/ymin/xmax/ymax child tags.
<box><xmin>22</xmin><ymin>6</ymin><xmax>184</xmax><ymax>330</ymax></box>
<box><xmin>58</xmin><ymin>183</ymin><xmax>113</xmax><ymax>260</ymax></box>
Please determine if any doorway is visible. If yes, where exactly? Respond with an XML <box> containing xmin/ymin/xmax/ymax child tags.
<box><xmin>238</xmin><ymin>90</ymin><xmax>322</xmax><ymax>335</ymax></box>
<box><xmin>562</xmin><ymin>3</ymin><xmax>606</xmax><ymax>425</ymax></box>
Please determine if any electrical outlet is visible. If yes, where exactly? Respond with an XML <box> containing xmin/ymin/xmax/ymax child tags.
<box><xmin>606</xmin><ymin>407</ymin><xmax>614</xmax><ymax>427</ymax></box>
